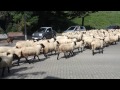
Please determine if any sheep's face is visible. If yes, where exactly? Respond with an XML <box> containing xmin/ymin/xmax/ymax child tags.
<box><xmin>40</xmin><ymin>44</ymin><xmax>45</xmax><ymax>53</ymax></box>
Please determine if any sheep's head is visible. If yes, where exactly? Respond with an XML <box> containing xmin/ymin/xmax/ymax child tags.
<box><xmin>7</xmin><ymin>52</ymin><xmax>11</xmax><ymax>56</ymax></box>
<box><xmin>56</xmin><ymin>41</ymin><xmax>60</xmax><ymax>45</ymax></box>
<box><xmin>40</xmin><ymin>44</ymin><xmax>45</xmax><ymax>48</ymax></box>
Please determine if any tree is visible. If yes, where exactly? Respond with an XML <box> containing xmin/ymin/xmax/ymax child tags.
<box><xmin>67</xmin><ymin>11</ymin><xmax>97</xmax><ymax>26</ymax></box>
<box><xmin>10</xmin><ymin>11</ymin><xmax>39</xmax><ymax>34</ymax></box>
<box><xmin>0</xmin><ymin>11</ymin><xmax>10</xmax><ymax>34</ymax></box>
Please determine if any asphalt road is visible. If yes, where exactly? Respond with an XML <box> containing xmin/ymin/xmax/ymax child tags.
<box><xmin>0</xmin><ymin>40</ymin><xmax>120</xmax><ymax>79</ymax></box>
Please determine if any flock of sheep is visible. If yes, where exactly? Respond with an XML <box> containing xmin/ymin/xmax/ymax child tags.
<box><xmin>0</xmin><ymin>28</ymin><xmax>120</xmax><ymax>77</ymax></box>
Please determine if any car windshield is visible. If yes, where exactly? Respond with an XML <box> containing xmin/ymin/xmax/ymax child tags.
<box><xmin>66</xmin><ymin>26</ymin><xmax>76</xmax><ymax>31</ymax></box>
<box><xmin>36</xmin><ymin>28</ymin><xmax>46</xmax><ymax>32</ymax></box>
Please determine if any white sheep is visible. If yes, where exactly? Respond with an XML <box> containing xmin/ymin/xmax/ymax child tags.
<box><xmin>0</xmin><ymin>47</ymin><xmax>14</xmax><ymax>53</ymax></box>
<box><xmin>7</xmin><ymin>48</ymin><xmax>23</xmax><ymax>66</ymax></box>
<box><xmin>91</xmin><ymin>38</ymin><xmax>104</xmax><ymax>55</ymax></box>
<box><xmin>57</xmin><ymin>41</ymin><xmax>76</xmax><ymax>60</ymax></box>
<box><xmin>74</xmin><ymin>40</ymin><xmax>85</xmax><ymax>52</ymax></box>
<box><xmin>20</xmin><ymin>44</ymin><xmax>45</xmax><ymax>63</ymax></box>
<box><xmin>0</xmin><ymin>52</ymin><xmax>13</xmax><ymax>76</ymax></box>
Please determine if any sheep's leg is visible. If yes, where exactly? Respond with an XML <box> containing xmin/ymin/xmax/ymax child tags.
<box><xmin>68</xmin><ymin>52</ymin><xmax>71</xmax><ymax>56</ymax></box>
<box><xmin>37</xmin><ymin>56</ymin><xmax>40</xmax><ymax>61</ymax></box>
<box><xmin>99</xmin><ymin>49</ymin><xmax>101</xmax><ymax>54</ymax></box>
<box><xmin>8</xmin><ymin>67</ymin><xmax>10</xmax><ymax>73</ymax></box>
<box><xmin>57</xmin><ymin>53</ymin><xmax>60</xmax><ymax>60</ymax></box>
<box><xmin>44</xmin><ymin>54</ymin><xmax>47</xmax><ymax>58</ymax></box>
<box><xmin>18</xmin><ymin>58</ymin><xmax>20</xmax><ymax>66</ymax></box>
<box><xmin>33</xmin><ymin>56</ymin><xmax>36</xmax><ymax>60</ymax></box>
<box><xmin>102</xmin><ymin>48</ymin><xmax>103</xmax><ymax>54</ymax></box>
<box><xmin>2</xmin><ymin>67</ymin><xmax>5</xmax><ymax>77</ymax></box>
<box><xmin>81</xmin><ymin>48</ymin><xmax>83</xmax><ymax>52</ymax></box>
<box><xmin>51</xmin><ymin>51</ymin><xmax>52</xmax><ymax>55</ymax></box>
<box><xmin>65</xmin><ymin>52</ymin><xmax>69</xmax><ymax>58</ymax></box>
<box><xmin>64</xmin><ymin>53</ymin><xmax>66</xmax><ymax>58</ymax></box>
<box><xmin>55</xmin><ymin>51</ymin><xmax>56</xmax><ymax>55</ymax></box>
<box><xmin>92</xmin><ymin>50</ymin><xmax>94</xmax><ymax>56</ymax></box>
<box><xmin>25</xmin><ymin>58</ymin><xmax>30</xmax><ymax>64</ymax></box>
<box><xmin>72</xmin><ymin>51</ymin><xmax>74</xmax><ymax>56</ymax></box>
<box><xmin>68</xmin><ymin>51</ymin><xmax>72</xmax><ymax>56</ymax></box>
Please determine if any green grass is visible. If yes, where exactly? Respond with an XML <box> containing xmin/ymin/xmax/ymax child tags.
<box><xmin>71</xmin><ymin>11</ymin><xmax>120</xmax><ymax>29</ymax></box>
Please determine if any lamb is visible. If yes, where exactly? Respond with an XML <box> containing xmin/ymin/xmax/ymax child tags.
<box><xmin>0</xmin><ymin>52</ymin><xmax>13</xmax><ymax>77</ymax></box>
<box><xmin>57</xmin><ymin>41</ymin><xmax>76</xmax><ymax>60</ymax></box>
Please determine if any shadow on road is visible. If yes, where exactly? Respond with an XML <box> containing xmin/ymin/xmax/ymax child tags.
<box><xmin>0</xmin><ymin>66</ymin><xmax>46</xmax><ymax>79</ymax></box>
<box><xmin>44</xmin><ymin>76</ymin><xmax>62</xmax><ymax>79</ymax></box>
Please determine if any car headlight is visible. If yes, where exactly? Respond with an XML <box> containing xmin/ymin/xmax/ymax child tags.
<box><xmin>39</xmin><ymin>33</ymin><xmax>42</xmax><ymax>36</ymax></box>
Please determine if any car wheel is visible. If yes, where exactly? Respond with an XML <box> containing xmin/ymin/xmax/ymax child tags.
<box><xmin>53</xmin><ymin>34</ymin><xmax>56</xmax><ymax>38</ymax></box>
<box><xmin>43</xmin><ymin>37</ymin><xmax>46</xmax><ymax>40</ymax></box>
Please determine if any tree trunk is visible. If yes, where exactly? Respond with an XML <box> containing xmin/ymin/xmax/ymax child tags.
<box><xmin>82</xmin><ymin>17</ymin><xmax>84</xmax><ymax>26</ymax></box>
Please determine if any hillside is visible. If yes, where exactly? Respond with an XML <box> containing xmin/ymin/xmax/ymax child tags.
<box><xmin>71</xmin><ymin>11</ymin><xmax>120</xmax><ymax>30</ymax></box>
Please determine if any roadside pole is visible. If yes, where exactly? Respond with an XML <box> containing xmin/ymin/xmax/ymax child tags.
<box><xmin>24</xmin><ymin>12</ymin><xmax>27</xmax><ymax>40</ymax></box>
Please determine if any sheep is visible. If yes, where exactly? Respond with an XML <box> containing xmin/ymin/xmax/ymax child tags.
<box><xmin>48</xmin><ymin>38</ymin><xmax>56</xmax><ymax>43</ymax></box>
<box><xmin>57</xmin><ymin>41</ymin><xmax>76</xmax><ymax>60</ymax></box>
<box><xmin>56</xmin><ymin>38</ymin><xmax>77</xmax><ymax>44</ymax></box>
<box><xmin>7</xmin><ymin>48</ymin><xmax>23</xmax><ymax>66</ymax></box>
<box><xmin>74</xmin><ymin>40</ymin><xmax>85</xmax><ymax>52</ymax></box>
<box><xmin>91</xmin><ymin>38</ymin><xmax>104</xmax><ymax>55</ymax></box>
<box><xmin>82</xmin><ymin>36</ymin><xmax>94</xmax><ymax>49</ymax></box>
<box><xmin>109</xmin><ymin>33</ymin><xmax>119</xmax><ymax>44</ymax></box>
<box><xmin>20</xmin><ymin>43</ymin><xmax>45</xmax><ymax>63</ymax></box>
<box><xmin>15</xmin><ymin>40</ymin><xmax>35</xmax><ymax>48</ymax></box>
<box><xmin>0</xmin><ymin>52</ymin><xmax>13</xmax><ymax>77</ymax></box>
<box><xmin>47</xmin><ymin>41</ymin><xmax>60</xmax><ymax>55</ymax></box>
<box><xmin>0</xmin><ymin>47</ymin><xmax>15</xmax><ymax>53</ymax></box>
<box><xmin>6</xmin><ymin>37</ymin><xmax>14</xmax><ymax>44</ymax></box>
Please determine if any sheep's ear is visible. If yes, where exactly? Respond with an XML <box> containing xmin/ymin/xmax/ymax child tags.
<box><xmin>74</xmin><ymin>42</ymin><xmax>76</xmax><ymax>45</ymax></box>
<box><xmin>0</xmin><ymin>57</ymin><xmax>2</xmax><ymax>62</ymax></box>
<box><xmin>57</xmin><ymin>41</ymin><xmax>60</xmax><ymax>45</ymax></box>
<box><xmin>47</xmin><ymin>40</ymin><xmax>50</xmax><ymax>43</ymax></box>
<box><xmin>41</xmin><ymin>44</ymin><xmax>45</xmax><ymax>48</ymax></box>
<box><xmin>7</xmin><ymin>52</ymin><xmax>10</xmax><ymax>55</ymax></box>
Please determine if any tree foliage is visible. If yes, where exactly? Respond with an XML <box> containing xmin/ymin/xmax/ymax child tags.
<box><xmin>0</xmin><ymin>11</ymin><xmax>96</xmax><ymax>34</ymax></box>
